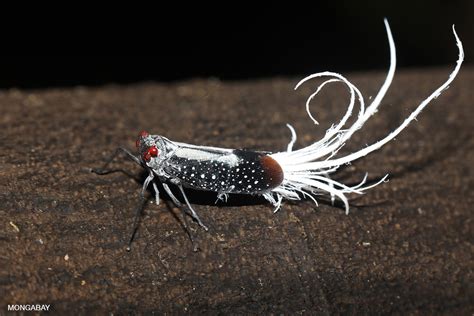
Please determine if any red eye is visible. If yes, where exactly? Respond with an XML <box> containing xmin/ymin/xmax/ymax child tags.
<box><xmin>148</xmin><ymin>146</ymin><xmax>158</xmax><ymax>157</ymax></box>
<box><xmin>143</xmin><ymin>146</ymin><xmax>158</xmax><ymax>162</ymax></box>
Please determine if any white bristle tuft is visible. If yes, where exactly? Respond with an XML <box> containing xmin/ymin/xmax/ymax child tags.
<box><xmin>269</xmin><ymin>20</ymin><xmax>464</xmax><ymax>213</ymax></box>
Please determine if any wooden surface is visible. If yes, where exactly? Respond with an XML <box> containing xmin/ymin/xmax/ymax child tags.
<box><xmin>1</xmin><ymin>66</ymin><xmax>473</xmax><ymax>314</ymax></box>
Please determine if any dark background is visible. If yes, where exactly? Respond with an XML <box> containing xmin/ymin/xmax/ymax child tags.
<box><xmin>0</xmin><ymin>2</ymin><xmax>471</xmax><ymax>89</ymax></box>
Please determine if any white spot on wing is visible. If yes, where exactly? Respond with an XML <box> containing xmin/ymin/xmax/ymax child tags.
<box><xmin>217</xmin><ymin>154</ymin><xmax>240</xmax><ymax>167</ymax></box>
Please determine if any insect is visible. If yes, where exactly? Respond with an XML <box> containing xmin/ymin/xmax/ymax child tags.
<box><xmin>92</xmin><ymin>20</ymin><xmax>464</xmax><ymax>249</ymax></box>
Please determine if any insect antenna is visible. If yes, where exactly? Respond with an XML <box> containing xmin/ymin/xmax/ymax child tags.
<box><xmin>90</xmin><ymin>147</ymin><xmax>141</xmax><ymax>175</ymax></box>
<box><xmin>91</xmin><ymin>146</ymin><xmax>148</xmax><ymax>251</ymax></box>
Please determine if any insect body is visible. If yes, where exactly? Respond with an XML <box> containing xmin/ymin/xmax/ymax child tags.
<box><xmin>92</xmin><ymin>20</ymin><xmax>464</xmax><ymax>249</ymax></box>
<box><xmin>94</xmin><ymin>131</ymin><xmax>287</xmax><ymax>246</ymax></box>
<box><xmin>142</xmin><ymin>136</ymin><xmax>284</xmax><ymax>195</ymax></box>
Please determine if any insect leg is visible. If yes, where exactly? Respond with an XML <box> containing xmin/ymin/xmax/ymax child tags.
<box><xmin>126</xmin><ymin>193</ymin><xmax>147</xmax><ymax>251</ymax></box>
<box><xmin>164</xmin><ymin>181</ymin><xmax>209</xmax><ymax>231</ymax></box>
<box><xmin>162</xmin><ymin>182</ymin><xmax>199</xmax><ymax>251</ymax></box>
<box><xmin>215</xmin><ymin>192</ymin><xmax>229</xmax><ymax>204</ymax></box>
<box><xmin>91</xmin><ymin>147</ymin><xmax>141</xmax><ymax>175</ymax></box>
<box><xmin>177</xmin><ymin>184</ymin><xmax>209</xmax><ymax>231</ymax></box>
<box><xmin>152</xmin><ymin>182</ymin><xmax>160</xmax><ymax>205</ymax></box>
<box><xmin>126</xmin><ymin>173</ymin><xmax>154</xmax><ymax>251</ymax></box>
<box><xmin>162</xmin><ymin>183</ymin><xmax>182</xmax><ymax>206</ymax></box>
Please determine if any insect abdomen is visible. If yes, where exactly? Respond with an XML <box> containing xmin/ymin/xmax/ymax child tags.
<box><xmin>230</xmin><ymin>150</ymin><xmax>284</xmax><ymax>193</ymax></box>
<box><xmin>164</xmin><ymin>149</ymin><xmax>284</xmax><ymax>194</ymax></box>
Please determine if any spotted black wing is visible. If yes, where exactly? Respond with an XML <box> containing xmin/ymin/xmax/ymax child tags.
<box><xmin>163</xmin><ymin>145</ymin><xmax>283</xmax><ymax>194</ymax></box>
